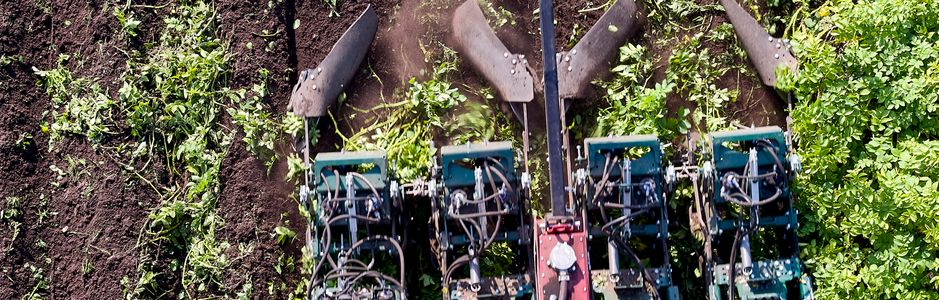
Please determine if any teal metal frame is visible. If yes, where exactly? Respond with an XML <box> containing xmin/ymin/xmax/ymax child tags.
<box><xmin>582</xmin><ymin>135</ymin><xmax>679</xmax><ymax>299</ymax></box>
<box><xmin>706</xmin><ymin>126</ymin><xmax>813</xmax><ymax>300</ymax></box>
<box><xmin>436</xmin><ymin>142</ymin><xmax>534</xmax><ymax>299</ymax></box>
<box><xmin>308</xmin><ymin>150</ymin><xmax>405</xmax><ymax>299</ymax></box>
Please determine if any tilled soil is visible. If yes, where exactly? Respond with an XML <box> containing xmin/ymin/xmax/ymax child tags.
<box><xmin>1</xmin><ymin>0</ymin><xmax>786</xmax><ymax>298</ymax></box>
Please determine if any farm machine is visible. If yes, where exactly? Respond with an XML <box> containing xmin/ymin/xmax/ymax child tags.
<box><xmin>288</xmin><ymin>0</ymin><xmax>814</xmax><ymax>299</ymax></box>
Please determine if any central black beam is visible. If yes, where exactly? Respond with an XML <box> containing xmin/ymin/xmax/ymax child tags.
<box><xmin>539</xmin><ymin>0</ymin><xmax>568</xmax><ymax>217</ymax></box>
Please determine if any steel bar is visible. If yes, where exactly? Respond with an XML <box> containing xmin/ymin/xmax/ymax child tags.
<box><xmin>539</xmin><ymin>0</ymin><xmax>568</xmax><ymax>217</ymax></box>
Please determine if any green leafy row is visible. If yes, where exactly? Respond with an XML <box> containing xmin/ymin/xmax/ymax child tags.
<box><xmin>34</xmin><ymin>0</ymin><xmax>293</xmax><ymax>298</ymax></box>
<box><xmin>780</xmin><ymin>0</ymin><xmax>939</xmax><ymax>298</ymax></box>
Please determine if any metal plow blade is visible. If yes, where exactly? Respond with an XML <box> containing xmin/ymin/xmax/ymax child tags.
<box><xmin>558</xmin><ymin>0</ymin><xmax>640</xmax><ymax>100</ymax></box>
<box><xmin>719</xmin><ymin>0</ymin><xmax>797</xmax><ymax>87</ymax></box>
<box><xmin>289</xmin><ymin>5</ymin><xmax>379</xmax><ymax>117</ymax></box>
<box><xmin>452</xmin><ymin>0</ymin><xmax>534</xmax><ymax>103</ymax></box>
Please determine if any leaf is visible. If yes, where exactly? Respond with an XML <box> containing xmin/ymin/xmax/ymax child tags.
<box><xmin>293</xmin><ymin>19</ymin><xmax>300</xmax><ymax>30</ymax></box>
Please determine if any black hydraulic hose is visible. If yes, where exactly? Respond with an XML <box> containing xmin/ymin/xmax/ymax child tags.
<box><xmin>444</xmin><ymin>254</ymin><xmax>472</xmax><ymax>286</ymax></box>
<box><xmin>727</xmin><ymin>229</ymin><xmax>741</xmax><ymax>300</ymax></box>
<box><xmin>593</xmin><ymin>156</ymin><xmax>620</xmax><ymax>200</ymax></box>
<box><xmin>443</xmin><ymin>176</ymin><xmax>505</xmax><ymax>286</ymax></box>
<box><xmin>757</xmin><ymin>140</ymin><xmax>787</xmax><ymax>179</ymax></box>
<box><xmin>450</xmin><ymin>209</ymin><xmax>511</xmax><ymax>219</ymax></box>
<box><xmin>313</xmin><ymin>214</ymin><xmax>381</xmax><ymax>275</ymax></box>
<box><xmin>487</xmin><ymin>165</ymin><xmax>515</xmax><ymax>193</ymax></box>
<box><xmin>599</xmin><ymin>207</ymin><xmax>654</xmax><ymax>233</ymax></box>
<box><xmin>606</xmin><ymin>226</ymin><xmax>661</xmax><ymax>300</ymax></box>
<box><xmin>726</xmin><ymin>223</ymin><xmax>758</xmax><ymax>300</ymax></box>
<box><xmin>311</xmin><ymin>235</ymin><xmax>406</xmax><ymax>297</ymax></box>
<box><xmin>603</xmin><ymin>202</ymin><xmax>661</xmax><ymax>209</ymax></box>
<box><xmin>721</xmin><ymin>171</ymin><xmax>783</xmax><ymax>207</ymax></box>
<box><xmin>485</xmin><ymin>157</ymin><xmax>508</xmax><ymax>174</ymax></box>
<box><xmin>349</xmin><ymin>172</ymin><xmax>382</xmax><ymax>201</ymax></box>
<box><xmin>335</xmin><ymin>271</ymin><xmax>405</xmax><ymax>296</ymax></box>
<box><xmin>346</xmin><ymin>235</ymin><xmax>406</xmax><ymax>287</ymax></box>
<box><xmin>320</xmin><ymin>269</ymin><xmax>404</xmax><ymax>294</ymax></box>
<box><xmin>728</xmin><ymin>171</ymin><xmax>779</xmax><ymax>180</ymax></box>
<box><xmin>332</xmin><ymin>170</ymin><xmax>341</xmax><ymax>200</ymax></box>
<box><xmin>484</xmin><ymin>161</ymin><xmax>499</xmax><ymax>194</ymax></box>
<box><xmin>724</xmin><ymin>189</ymin><xmax>782</xmax><ymax>206</ymax></box>
<box><xmin>452</xmin><ymin>192</ymin><xmax>500</xmax><ymax>205</ymax></box>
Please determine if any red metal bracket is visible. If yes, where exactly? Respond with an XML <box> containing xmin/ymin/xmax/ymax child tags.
<box><xmin>534</xmin><ymin>218</ymin><xmax>591</xmax><ymax>300</ymax></box>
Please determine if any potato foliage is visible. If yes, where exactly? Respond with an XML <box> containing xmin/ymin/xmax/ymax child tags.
<box><xmin>780</xmin><ymin>0</ymin><xmax>939</xmax><ymax>298</ymax></box>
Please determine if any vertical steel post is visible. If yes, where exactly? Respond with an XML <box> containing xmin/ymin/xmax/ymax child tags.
<box><xmin>346</xmin><ymin>173</ymin><xmax>358</xmax><ymax>248</ymax></box>
<box><xmin>539</xmin><ymin>0</ymin><xmax>568</xmax><ymax>217</ymax></box>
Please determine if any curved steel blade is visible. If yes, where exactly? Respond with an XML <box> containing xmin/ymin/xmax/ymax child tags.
<box><xmin>289</xmin><ymin>5</ymin><xmax>379</xmax><ymax>117</ymax></box>
<box><xmin>558</xmin><ymin>0</ymin><xmax>640</xmax><ymax>100</ymax></box>
<box><xmin>720</xmin><ymin>0</ymin><xmax>797</xmax><ymax>87</ymax></box>
<box><xmin>452</xmin><ymin>0</ymin><xmax>534</xmax><ymax>103</ymax></box>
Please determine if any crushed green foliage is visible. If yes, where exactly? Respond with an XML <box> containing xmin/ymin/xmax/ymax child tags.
<box><xmin>34</xmin><ymin>0</ymin><xmax>296</xmax><ymax>297</ymax></box>
<box><xmin>667</xmin><ymin>33</ymin><xmax>738</xmax><ymax>133</ymax></box>
<box><xmin>341</xmin><ymin>47</ymin><xmax>467</xmax><ymax>181</ymax></box>
<box><xmin>478</xmin><ymin>0</ymin><xmax>516</xmax><ymax>29</ymax></box>
<box><xmin>228</xmin><ymin>68</ymin><xmax>286</xmax><ymax>170</ymax></box>
<box><xmin>594</xmin><ymin>44</ymin><xmax>683</xmax><ymax>139</ymax></box>
<box><xmin>113</xmin><ymin>1</ymin><xmax>237</xmax><ymax>297</ymax></box>
<box><xmin>34</xmin><ymin>55</ymin><xmax>115</xmax><ymax>149</ymax></box>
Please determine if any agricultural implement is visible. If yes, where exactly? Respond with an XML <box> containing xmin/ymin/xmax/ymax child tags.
<box><xmin>287</xmin><ymin>0</ymin><xmax>815</xmax><ymax>299</ymax></box>
<box><xmin>290</xmin><ymin>6</ymin><xmax>409</xmax><ymax>299</ymax></box>
<box><xmin>428</xmin><ymin>142</ymin><xmax>536</xmax><ymax>299</ymax></box>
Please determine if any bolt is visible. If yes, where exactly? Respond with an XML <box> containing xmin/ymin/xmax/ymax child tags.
<box><xmin>768</xmin><ymin>36</ymin><xmax>774</xmax><ymax>42</ymax></box>
<box><xmin>504</xmin><ymin>52</ymin><xmax>509</xmax><ymax>58</ymax></box>
<box><xmin>567</xmin><ymin>66</ymin><xmax>573</xmax><ymax>72</ymax></box>
<box><xmin>564</xmin><ymin>56</ymin><xmax>570</xmax><ymax>62</ymax></box>
<box><xmin>312</xmin><ymin>85</ymin><xmax>317</xmax><ymax>90</ymax></box>
<box><xmin>520</xmin><ymin>55</ymin><xmax>525</xmax><ymax>59</ymax></box>
<box><xmin>511</xmin><ymin>69</ymin><xmax>516</xmax><ymax>74</ymax></box>
<box><xmin>774</xmin><ymin>54</ymin><xmax>780</xmax><ymax>59</ymax></box>
<box><xmin>572</xmin><ymin>49</ymin><xmax>577</xmax><ymax>55</ymax></box>
<box><xmin>512</xmin><ymin>59</ymin><xmax>518</xmax><ymax>64</ymax></box>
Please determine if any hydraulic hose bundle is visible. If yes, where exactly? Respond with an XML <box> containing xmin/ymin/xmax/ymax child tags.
<box><xmin>578</xmin><ymin>136</ymin><xmax>679</xmax><ymax>299</ymax></box>
<box><xmin>303</xmin><ymin>152</ymin><xmax>407</xmax><ymax>299</ymax></box>
<box><xmin>703</xmin><ymin>127</ymin><xmax>814</xmax><ymax>300</ymax></box>
<box><xmin>426</xmin><ymin>142</ymin><xmax>535</xmax><ymax>299</ymax></box>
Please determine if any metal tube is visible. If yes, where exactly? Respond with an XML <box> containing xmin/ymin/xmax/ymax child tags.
<box><xmin>470</xmin><ymin>256</ymin><xmax>481</xmax><ymax>284</ymax></box>
<box><xmin>474</xmin><ymin>167</ymin><xmax>489</xmax><ymax>238</ymax></box>
<box><xmin>346</xmin><ymin>173</ymin><xmax>358</xmax><ymax>249</ymax></box>
<box><xmin>539</xmin><ymin>0</ymin><xmax>568</xmax><ymax>217</ymax></box>
<box><xmin>739</xmin><ymin>149</ymin><xmax>759</xmax><ymax>274</ymax></box>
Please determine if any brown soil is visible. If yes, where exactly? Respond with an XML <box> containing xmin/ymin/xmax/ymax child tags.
<box><xmin>1</xmin><ymin>0</ymin><xmax>788</xmax><ymax>298</ymax></box>
<box><xmin>1</xmin><ymin>0</ymin><xmax>148</xmax><ymax>298</ymax></box>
